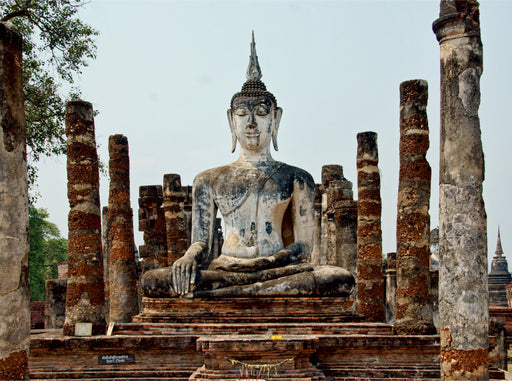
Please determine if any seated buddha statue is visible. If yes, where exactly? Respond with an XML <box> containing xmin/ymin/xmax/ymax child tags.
<box><xmin>141</xmin><ymin>34</ymin><xmax>354</xmax><ymax>298</ymax></box>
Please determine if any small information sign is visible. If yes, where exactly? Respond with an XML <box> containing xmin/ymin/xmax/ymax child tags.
<box><xmin>98</xmin><ymin>354</ymin><xmax>135</xmax><ymax>365</ymax></box>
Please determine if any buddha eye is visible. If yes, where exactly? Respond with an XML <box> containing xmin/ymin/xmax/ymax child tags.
<box><xmin>255</xmin><ymin>105</ymin><xmax>269</xmax><ymax>116</ymax></box>
<box><xmin>235</xmin><ymin>107</ymin><xmax>248</xmax><ymax>116</ymax></box>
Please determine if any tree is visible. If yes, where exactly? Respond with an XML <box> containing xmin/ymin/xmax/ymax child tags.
<box><xmin>0</xmin><ymin>0</ymin><xmax>98</xmax><ymax>196</ymax></box>
<box><xmin>29</xmin><ymin>205</ymin><xmax>67</xmax><ymax>301</ymax></box>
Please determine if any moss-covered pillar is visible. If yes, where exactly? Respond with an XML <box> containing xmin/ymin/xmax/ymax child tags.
<box><xmin>63</xmin><ymin>101</ymin><xmax>105</xmax><ymax>336</ymax></box>
<box><xmin>356</xmin><ymin>131</ymin><xmax>384</xmax><ymax>322</ymax></box>
<box><xmin>108</xmin><ymin>135</ymin><xmax>138</xmax><ymax>323</ymax></box>
<box><xmin>394</xmin><ymin>80</ymin><xmax>435</xmax><ymax>335</ymax></box>
<box><xmin>0</xmin><ymin>22</ymin><xmax>30</xmax><ymax>380</ymax></box>
<box><xmin>433</xmin><ymin>1</ymin><xmax>488</xmax><ymax>378</ymax></box>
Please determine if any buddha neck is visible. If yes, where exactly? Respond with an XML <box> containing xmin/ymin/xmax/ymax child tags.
<box><xmin>238</xmin><ymin>146</ymin><xmax>274</xmax><ymax>165</ymax></box>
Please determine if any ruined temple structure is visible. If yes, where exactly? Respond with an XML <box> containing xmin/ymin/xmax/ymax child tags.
<box><xmin>489</xmin><ymin>228</ymin><xmax>511</xmax><ymax>307</ymax></box>
<box><xmin>137</xmin><ymin>175</ymin><xmax>222</xmax><ymax>273</ymax></box>
<box><xmin>3</xmin><ymin>1</ymin><xmax>508</xmax><ymax>380</ymax></box>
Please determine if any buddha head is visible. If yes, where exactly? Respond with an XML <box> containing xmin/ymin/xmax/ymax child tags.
<box><xmin>228</xmin><ymin>33</ymin><xmax>283</xmax><ymax>154</ymax></box>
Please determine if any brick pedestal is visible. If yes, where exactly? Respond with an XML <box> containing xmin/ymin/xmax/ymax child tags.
<box><xmin>191</xmin><ymin>335</ymin><xmax>325</xmax><ymax>380</ymax></box>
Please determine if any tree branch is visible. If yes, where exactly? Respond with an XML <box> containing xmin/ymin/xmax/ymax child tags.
<box><xmin>1</xmin><ymin>9</ymin><xmax>30</xmax><ymax>22</ymax></box>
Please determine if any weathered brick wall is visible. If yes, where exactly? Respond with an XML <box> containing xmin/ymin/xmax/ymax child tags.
<box><xmin>163</xmin><ymin>174</ymin><xmax>188</xmax><ymax>266</ymax></box>
<box><xmin>31</xmin><ymin>301</ymin><xmax>45</xmax><ymax>329</ymax></box>
<box><xmin>311</xmin><ymin>165</ymin><xmax>357</xmax><ymax>275</ymax></box>
<box><xmin>138</xmin><ymin>185</ymin><xmax>167</xmax><ymax>273</ymax></box>
<box><xmin>45</xmin><ymin>279</ymin><xmax>67</xmax><ymax>329</ymax></box>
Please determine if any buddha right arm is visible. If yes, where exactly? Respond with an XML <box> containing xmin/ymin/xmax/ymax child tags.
<box><xmin>172</xmin><ymin>174</ymin><xmax>217</xmax><ymax>295</ymax></box>
<box><xmin>172</xmin><ymin>241</ymin><xmax>208</xmax><ymax>295</ymax></box>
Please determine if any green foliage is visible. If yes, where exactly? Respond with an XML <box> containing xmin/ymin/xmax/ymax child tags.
<box><xmin>29</xmin><ymin>205</ymin><xmax>67</xmax><ymax>301</ymax></box>
<box><xmin>1</xmin><ymin>0</ymin><xmax>98</xmax><ymax>197</ymax></box>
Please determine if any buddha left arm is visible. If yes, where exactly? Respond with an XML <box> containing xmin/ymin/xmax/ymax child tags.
<box><xmin>263</xmin><ymin>171</ymin><xmax>316</xmax><ymax>267</ymax></box>
<box><xmin>288</xmin><ymin>170</ymin><xmax>316</xmax><ymax>255</ymax></box>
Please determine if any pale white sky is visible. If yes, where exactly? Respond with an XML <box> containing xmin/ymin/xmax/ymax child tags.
<box><xmin>35</xmin><ymin>0</ymin><xmax>511</xmax><ymax>269</ymax></box>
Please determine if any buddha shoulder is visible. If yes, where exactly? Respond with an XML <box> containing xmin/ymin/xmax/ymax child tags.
<box><xmin>271</xmin><ymin>162</ymin><xmax>315</xmax><ymax>190</ymax></box>
<box><xmin>192</xmin><ymin>164</ymin><xmax>239</xmax><ymax>188</ymax></box>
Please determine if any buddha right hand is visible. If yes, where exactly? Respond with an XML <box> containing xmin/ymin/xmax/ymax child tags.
<box><xmin>172</xmin><ymin>241</ymin><xmax>207</xmax><ymax>295</ymax></box>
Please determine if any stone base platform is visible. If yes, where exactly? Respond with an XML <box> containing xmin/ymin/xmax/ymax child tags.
<box><xmin>134</xmin><ymin>296</ymin><xmax>358</xmax><ymax>323</ymax></box>
<box><xmin>29</xmin><ymin>329</ymin><xmax>202</xmax><ymax>380</ymax></box>
<box><xmin>29</xmin><ymin>329</ymin><xmax>507</xmax><ymax>380</ymax></box>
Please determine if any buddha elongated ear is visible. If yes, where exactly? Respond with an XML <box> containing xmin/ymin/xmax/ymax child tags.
<box><xmin>272</xmin><ymin>107</ymin><xmax>283</xmax><ymax>151</ymax></box>
<box><xmin>227</xmin><ymin>109</ymin><xmax>237</xmax><ymax>153</ymax></box>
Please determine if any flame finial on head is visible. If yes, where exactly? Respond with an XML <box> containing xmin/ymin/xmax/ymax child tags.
<box><xmin>230</xmin><ymin>31</ymin><xmax>277</xmax><ymax>109</ymax></box>
<box><xmin>246</xmin><ymin>31</ymin><xmax>262</xmax><ymax>81</ymax></box>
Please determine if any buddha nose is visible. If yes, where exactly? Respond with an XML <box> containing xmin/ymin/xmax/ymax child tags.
<box><xmin>246</xmin><ymin>112</ymin><xmax>257</xmax><ymax>129</ymax></box>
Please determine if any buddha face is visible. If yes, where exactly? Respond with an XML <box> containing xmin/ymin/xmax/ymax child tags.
<box><xmin>228</xmin><ymin>95</ymin><xmax>282</xmax><ymax>153</ymax></box>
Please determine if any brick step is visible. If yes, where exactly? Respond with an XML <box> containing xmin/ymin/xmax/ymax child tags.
<box><xmin>137</xmin><ymin>297</ymin><xmax>357</xmax><ymax>325</ymax></box>
<box><xmin>31</xmin><ymin>378</ymin><xmax>187</xmax><ymax>381</ymax></box>
<box><xmin>324</xmin><ymin>366</ymin><xmax>505</xmax><ymax>380</ymax></box>
<box><xmin>30</xmin><ymin>369</ymin><xmax>193</xmax><ymax>379</ymax></box>
<box><xmin>331</xmin><ymin>378</ymin><xmax>441</xmax><ymax>381</ymax></box>
<box><xmin>332</xmin><ymin>377</ymin><xmax>508</xmax><ymax>381</ymax></box>
<box><xmin>135</xmin><ymin>315</ymin><xmax>359</xmax><ymax>324</ymax></box>
<box><xmin>112</xmin><ymin>322</ymin><xmax>392</xmax><ymax>336</ymax></box>
<box><xmin>325</xmin><ymin>368</ymin><xmax>440</xmax><ymax>378</ymax></box>
<box><xmin>322</xmin><ymin>362</ymin><xmax>441</xmax><ymax>369</ymax></box>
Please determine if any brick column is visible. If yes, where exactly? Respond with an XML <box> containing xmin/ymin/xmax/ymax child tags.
<box><xmin>321</xmin><ymin>165</ymin><xmax>343</xmax><ymax>266</ymax></box>
<box><xmin>102</xmin><ymin>206</ymin><xmax>110</xmax><ymax>323</ymax></box>
<box><xmin>0</xmin><ymin>22</ymin><xmax>30</xmax><ymax>380</ymax></box>
<box><xmin>356</xmin><ymin>132</ymin><xmax>384</xmax><ymax>322</ymax></box>
<box><xmin>394</xmin><ymin>80</ymin><xmax>435</xmax><ymax>335</ymax></box>
<box><xmin>64</xmin><ymin>101</ymin><xmax>105</xmax><ymax>336</ymax></box>
<box><xmin>108</xmin><ymin>135</ymin><xmax>138</xmax><ymax>323</ymax></box>
<box><xmin>44</xmin><ymin>279</ymin><xmax>67</xmax><ymax>329</ymax></box>
<box><xmin>163</xmin><ymin>174</ymin><xmax>188</xmax><ymax>265</ymax></box>
<box><xmin>138</xmin><ymin>185</ymin><xmax>167</xmax><ymax>273</ymax></box>
<box><xmin>385</xmin><ymin>253</ymin><xmax>397</xmax><ymax>324</ymax></box>
<box><xmin>433</xmin><ymin>1</ymin><xmax>488</xmax><ymax>379</ymax></box>
<box><xmin>310</xmin><ymin>184</ymin><xmax>322</xmax><ymax>265</ymax></box>
<box><xmin>320</xmin><ymin>165</ymin><xmax>357</xmax><ymax>274</ymax></box>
